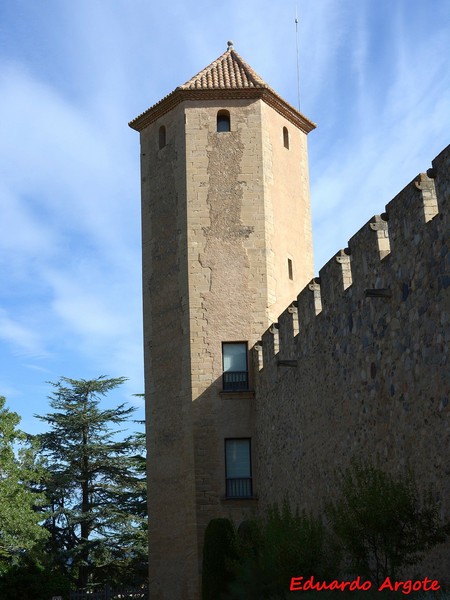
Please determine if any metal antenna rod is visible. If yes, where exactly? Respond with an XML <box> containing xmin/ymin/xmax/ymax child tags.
<box><xmin>295</xmin><ymin>7</ymin><xmax>301</xmax><ymax>111</ymax></box>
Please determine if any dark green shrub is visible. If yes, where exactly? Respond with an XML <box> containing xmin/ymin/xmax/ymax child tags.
<box><xmin>226</xmin><ymin>500</ymin><xmax>339</xmax><ymax>599</ymax></box>
<box><xmin>202</xmin><ymin>518</ymin><xmax>237</xmax><ymax>600</ymax></box>
<box><xmin>0</xmin><ymin>559</ymin><xmax>71</xmax><ymax>600</ymax></box>
<box><xmin>326</xmin><ymin>462</ymin><xmax>450</xmax><ymax>584</ymax></box>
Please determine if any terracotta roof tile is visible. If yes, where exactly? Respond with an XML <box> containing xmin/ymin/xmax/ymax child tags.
<box><xmin>129</xmin><ymin>44</ymin><xmax>316</xmax><ymax>134</ymax></box>
<box><xmin>179</xmin><ymin>48</ymin><xmax>267</xmax><ymax>91</ymax></box>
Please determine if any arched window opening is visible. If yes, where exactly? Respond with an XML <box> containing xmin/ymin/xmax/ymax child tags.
<box><xmin>159</xmin><ymin>125</ymin><xmax>166</xmax><ymax>149</ymax></box>
<box><xmin>217</xmin><ymin>110</ymin><xmax>231</xmax><ymax>132</ymax></box>
<box><xmin>283</xmin><ymin>126</ymin><xmax>289</xmax><ymax>149</ymax></box>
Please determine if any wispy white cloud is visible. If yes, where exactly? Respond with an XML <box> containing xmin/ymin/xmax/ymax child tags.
<box><xmin>0</xmin><ymin>59</ymin><xmax>139</xmax><ymax>245</ymax></box>
<box><xmin>0</xmin><ymin>309</ymin><xmax>48</xmax><ymax>359</ymax></box>
<box><xmin>0</xmin><ymin>51</ymin><xmax>143</xmax><ymax>424</ymax></box>
<box><xmin>44</xmin><ymin>267</ymin><xmax>136</xmax><ymax>339</ymax></box>
<box><xmin>302</xmin><ymin>0</ymin><xmax>450</xmax><ymax>269</ymax></box>
<box><xmin>0</xmin><ymin>185</ymin><xmax>58</xmax><ymax>265</ymax></box>
<box><xmin>0</xmin><ymin>0</ymin><xmax>448</xmax><ymax>433</ymax></box>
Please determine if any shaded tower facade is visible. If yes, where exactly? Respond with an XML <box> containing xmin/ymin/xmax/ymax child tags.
<box><xmin>129</xmin><ymin>44</ymin><xmax>315</xmax><ymax>600</ymax></box>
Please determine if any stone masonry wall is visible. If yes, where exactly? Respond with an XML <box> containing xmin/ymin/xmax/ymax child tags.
<box><xmin>185</xmin><ymin>99</ymin><xmax>264</xmax><ymax>564</ymax></box>
<box><xmin>253</xmin><ymin>145</ymin><xmax>450</xmax><ymax>579</ymax></box>
<box><xmin>260</xmin><ymin>101</ymin><xmax>313</xmax><ymax>321</ymax></box>
<box><xmin>183</xmin><ymin>99</ymin><xmax>314</xmax><ymax>571</ymax></box>
<box><xmin>140</xmin><ymin>95</ymin><xmax>314</xmax><ymax>600</ymax></box>
<box><xmin>140</xmin><ymin>104</ymin><xmax>199</xmax><ymax>600</ymax></box>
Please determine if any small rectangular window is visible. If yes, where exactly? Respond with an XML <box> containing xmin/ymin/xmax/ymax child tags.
<box><xmin>283</xmin><ymin>126</ymin><xmax>289</xmax><ymax>149</ymax></box>
<box><xmin>217</xmin><ymin>110</ymin><xmax>231</xmax><ymax>132</ymax></box>
<box><xmin>222</xmin><ymin>342</ymin><xmax>248</xmax><ymax>391</ymax></box>
<box><xmin>158</xmin><ymin>125</ymin><xmax>166</xmax><ymax>149</ymax></box>
<box><xmin>288</xmin><ymin>258</ymin><xmax>293</xmax><ymax>280</ymax></box>
<box><xmin>225</xmin><ymin>438</ymin><xmax>252</xmax><ymax>498</ymax></box>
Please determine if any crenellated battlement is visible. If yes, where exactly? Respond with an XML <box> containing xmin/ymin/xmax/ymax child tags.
<box><xmin>255</xmin><ymin>145</ymin><xmax>448</xmax><ymax>368</ymax></box>
<box><xmin>253</xmin><ymin>145</ymin><xmax>449</xmax><ymax>578</ymax></box>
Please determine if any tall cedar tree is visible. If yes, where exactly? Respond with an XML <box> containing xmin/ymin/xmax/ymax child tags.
<box><xmin>35</xmin><ymin>377</ymin><xmax>147</xmax><ymax>589</ymax></box>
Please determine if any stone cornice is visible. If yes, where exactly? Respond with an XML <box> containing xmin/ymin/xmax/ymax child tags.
<box><xmin>128</xmin><ymin>87</ymin><xmax>316</xmax><ymax>134</ymax></box>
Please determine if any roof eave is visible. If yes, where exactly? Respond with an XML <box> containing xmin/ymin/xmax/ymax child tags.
<box><xmin>260</xmin><ymin>89</ymin><xmax>316</xmax><ymax>134</ymax></box>
<box><xmin>128</xmin><ymin>88</ymin><xmax>316</xmax><ymax>134</ymax></box>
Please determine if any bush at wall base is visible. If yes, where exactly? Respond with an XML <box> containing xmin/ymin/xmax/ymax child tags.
<box><xmin>202</xmin><ymin>518</ymin><xmax>238</xmax><ymax>600</ymax></box>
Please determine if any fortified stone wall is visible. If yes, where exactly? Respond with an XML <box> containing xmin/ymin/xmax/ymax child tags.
<box><xmin>253</xmin><ymin>145</ymin><xmax>450</xmax><ymax>578</ymax></box>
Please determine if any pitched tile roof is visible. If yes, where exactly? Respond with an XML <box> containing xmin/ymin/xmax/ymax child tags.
<box><xmin>179</xmin><ymin>46</ymin><xmax>267</xmax><ymax>90</ymax></box>
<box><xmin>129</xmin><ymin>43</ymin><xmax>315</xmax><ymax>133</ymax></box>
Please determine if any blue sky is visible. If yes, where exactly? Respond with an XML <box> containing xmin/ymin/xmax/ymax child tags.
<box><xmin>1</xmin><ymin>0</ymin><xmax>449</xmax><ymax>435</ymax></box>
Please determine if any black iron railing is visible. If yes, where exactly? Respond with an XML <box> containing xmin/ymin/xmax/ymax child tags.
<box><xmin>226</xmin><ymin>477</ymin><xmax>253</xmax><ymax>498</ymax></box>
<box><xmin>223</xmin><ymin>371</ymin><xmax>249</xmax><ymax>391</ymax></box>
<box><xmin>69</xmin><ymin>585</ymin><xmax>148</xmax><ymax>600</ymax></box>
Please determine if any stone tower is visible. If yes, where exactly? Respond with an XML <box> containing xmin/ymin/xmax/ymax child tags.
<box><xmin>129</xmin><ymin>43</ymin><xmax>315</xmax><ymax>600</ymax></box>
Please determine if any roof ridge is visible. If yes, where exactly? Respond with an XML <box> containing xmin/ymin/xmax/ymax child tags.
<box><xmin>228</xmin><ymin>49</ymin><xmax>267</xmax><ymax>87</ymax></box>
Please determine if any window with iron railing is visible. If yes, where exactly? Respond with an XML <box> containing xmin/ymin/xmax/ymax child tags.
<box><xmin>225</xmin><ymin>438</ymin><xmax>252</xmax><ymax>498</ymax></box>
<box><xmin>222</xmin><ymin>342</ymin><xmax>248</xmax><ymax>391</ymax></box>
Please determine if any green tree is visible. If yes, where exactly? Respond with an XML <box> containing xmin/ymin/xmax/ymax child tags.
<box><xmin>326</xmin><ymin>462</ymin><xmax>449</xmax><ymax>584</ymax></box>
<box><xmin>36</xmin><ymin>377</ymin><xmax>147</xmax><ymax>589</ymax></box>
<box><xmin>0</xmin><ymin>396</ymin><xmax>47</xmax><ymax>572</ymax></box>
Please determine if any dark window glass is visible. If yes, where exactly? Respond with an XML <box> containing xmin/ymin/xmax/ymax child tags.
<box><xmin>159</xmin><ymin>125</ymin><xmax>166</xmax><ymax>149</ymax></box>
<box><xmin>225</xmin><ymin>438</ymin><xmax>252</xmax><ymax>498</ymax></box>
<box><xmin>288</xmin><ymin>258</ymin><xmax>293</xmax><ymax>280</ymax></box>
<box><xmin>283</xmin><ymin>126</ymin><xmax>289</xmax><ymax>149</ymax></box>
<box><xmin>217</xmin><ymin>111</ymin><xmax>231</xmax><ymax>132</ymax></box>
